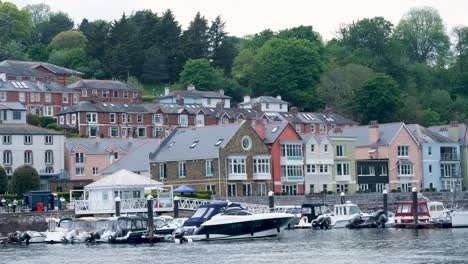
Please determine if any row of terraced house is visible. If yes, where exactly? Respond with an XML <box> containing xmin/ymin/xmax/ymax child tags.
<box><xmin>0</xmin><ymin>60</ymin><xmax>466</xmax><ymax>196</ymax></box>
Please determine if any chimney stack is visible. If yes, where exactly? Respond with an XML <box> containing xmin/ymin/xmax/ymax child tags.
<box><xmin>449</xmin><ymin>121</ymin><xmax>460</xmax><ymax>142</ymax></box>
<box><xmin>253</xmin><ymin>102</ymin><xmax>262</xmax><ymax>112</ymax></box>
<box><xmin>243</xmin><ymin>95</ymin><xmax>251</xmax><ymax>103</ymax></box>
<box><xmin>369</xmin><ymin>120</ymin><xmax>379</xmax><ymax>144</ymax></box>
<box><xmin>218</xmin><ymin>89</ymin><xmax>224</xmax><ymax>95</ymax></box>
<box><xmin>255</xmin><ymin>121</ymin><xmax>266</xmax><ymax>140</ymax></box>
<box><xmin>176</xmin><ymin>94</ymin><xmax>184</xmax><ymax>106</ymax></box>
<box><xmin>276</xmin><ymin>95</ymin><xmax>282</xmax><ymax>100</ymax></box>
<box><xmin>164</xmin><ymin>86</ymin><xmax>170</xmax><ymax>96</ymax></box>
<box><xmin>216</xmin><ymin>101</ymin><xmax>224</xmax><ymax>111</ymax></box>
<box><xmin>187</xmin><ymin>84</ymin><xmax>195</xmax><ymax>91</ymax></box>
<box><xmin>291</xmin><ymin>107</ymin><xmax>298</xmax><ymax>115</ymax></box>
<box><xmin>333</xmin><ymin>127</ymin><xmax>343</xmax><ymax>134</ymax></box>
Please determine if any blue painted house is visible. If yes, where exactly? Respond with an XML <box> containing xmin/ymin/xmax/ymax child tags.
<box><xmin>408</xmin><ymin>124</ymin><xmax>462</xmax><ymax>191</ymax></box>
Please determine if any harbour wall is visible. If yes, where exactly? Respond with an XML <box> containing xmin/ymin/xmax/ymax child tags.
<box><xmin>227</xmin><ymin>192</ymin><xmax>468</xmax><ymax>211</ymax></box>
<box><xmin>0</xmin><ymin>211</ymin><xmax>74</xmax><ymax>236</ymax></box>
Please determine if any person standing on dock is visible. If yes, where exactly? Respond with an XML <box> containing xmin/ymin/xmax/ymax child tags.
<box><xmin>12</xmin><ymin>199</ymin><xmax>17</xmax><ymax>213</ymax></box>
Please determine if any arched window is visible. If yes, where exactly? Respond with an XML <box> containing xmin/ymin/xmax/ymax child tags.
<box><xmin>45</xmin><ymin>150</ymin><xmax>53</xmax><ymax>164</ymax></box>
<box><xmin>24</xmin><ymin>150</ymin><xmax>33</xmax><ymax>164</ymax></box>
<box><xmin>3</xmin><ymin>150</ymin><xmax>12</xmax><ymax>165</ymax></box>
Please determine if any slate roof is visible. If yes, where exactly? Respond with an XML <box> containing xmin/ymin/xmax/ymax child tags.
<box><xmin>0</xmin><ymin>124</ymin><xmax>63</xmax><ymax>135</ymax></box>
<box><xmin>429</xmin><ymin>124</ymin><xmax>468</xmax><ymax>145</ymax></box>
<box><xmin>0</xmin><ymin>60</ymin><xmax>83</xmax><ymax>76</ymax></box>
<box><xmin>215</xmin><ymin>108</ymin><xmax>262</xmax><ymax>120</ymax></box>
<box><xmin>59</xmin><ymin>101</ymin><xmax>149</xmax><ymax>114</ymax></box>
<box><xmin>155</xmin><ymin>89</ymin><xmax>231</xmax><ymax>101</ymax></box>
<box><xmin>99</xmin><ymin>140</ymin><xmax>161</xmax><ymax>175</ymax></box>
<box><xmin>0</xmin><ymin>102</ymin><xmax>26</xmax><ymax>110</ymax></box>
<box><xmin>263</xmin><ymin>123</ymin><xmax>289</xmax><ymax>144</ymax></box>
<box><xmin>340</xmin><ymin>123</ymin><xmax>406</xmax><ymax>146</ymax></box>
<box><xmin>0</xmin><ymin>80</ymin><xmax>73</xmax><ymax>93</ymax></box>
<box><xmin>300</xmin><ymin>133</ymin><xmax>330</xmax><ymax>144</ymax></box>
<box><xmin>150</xmin><ymin>123</ymin><xmax>242</xmax><ymax>162</ymax></box>
<box><xmin>68</xmin><ymin>79</ymin><xmax>142</xmax><ymax>91</ymax></box>
<box><xmin>144</xmin><ymin>103</ymin><xmax>207</xmax><ymax>115</ymax></box>
<box><xmin>85</xmin><ymin>169</ymin><xmax>162</xmax><ymax>190</ymax></box>
<box><xmin>238</xmin><ymin>96</ymin><xmax>288</xmax><ymax>106</ymax></box>
<box><xmin>407</xmin><ymin>124</ymin><xmax>456</xmax><ymax>144</ymax></box>
<box><xmin>65</xmin><ymin>138</ymin><xmax>156</xmax><ymax>154</ymax></box>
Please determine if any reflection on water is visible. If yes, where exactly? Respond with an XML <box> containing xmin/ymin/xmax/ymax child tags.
<box><xmin>1</xmin><ymin>228</ymin><xmax>467</xmax><ymax>264</ymax></box>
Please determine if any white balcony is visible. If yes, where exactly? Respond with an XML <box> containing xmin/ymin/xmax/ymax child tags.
<box><xmin>228</xmin><ymin>173</ymin><xmax>247</xmax><ymax>180</ymax></box>
<box><xmin>335</xmin><ymin>175</ymin><xmax>352</xmax><ymax>182</ymax></box>
<box><xmin>281</xmin><ymin>176</ymin><xmax>304</xmax><ymax>182</ymax></box>
<box><xmin>74</xmin><ymin>197</ymin><xmax>174</xmax><ymax>215</ymax></box>
<box><xmin>253</xmin><ymin>173</ymin><xmax>271</xmax><ymax>180</ymax></box>
<box><xmin>280</xmin><ymin>156</ymin><xmax>304</xmax><ymax>165</ymax></box>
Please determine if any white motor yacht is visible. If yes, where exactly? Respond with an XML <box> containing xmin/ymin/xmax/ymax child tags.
<box><xmin>44</xmin><ymin>218</ymin><xmax>73</xmax><ymax>243</ymax></box>
<box><xmin>329</xmin><ymin>201</ymin><xmax>370</xmax><ymax>228</ymax></box>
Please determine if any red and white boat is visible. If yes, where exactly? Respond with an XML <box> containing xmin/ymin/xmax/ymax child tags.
<box><xmin>394</xmin><ymin>200</ymin><xmax>451</xmax><ymax>228</ymax></box>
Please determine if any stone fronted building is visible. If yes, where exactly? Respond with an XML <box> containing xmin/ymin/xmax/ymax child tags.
<box><xmin>149</xmin><ymin>122</ymin><xmax>272</xmax><ymax>198</ymax></box>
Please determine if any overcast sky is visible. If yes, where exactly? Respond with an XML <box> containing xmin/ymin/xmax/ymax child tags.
<box><xmin>11</xmin><ymin>0</ymin><xmax>468</xmax><ymax>40</ymax></box>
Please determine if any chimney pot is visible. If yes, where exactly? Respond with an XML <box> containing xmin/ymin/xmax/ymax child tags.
<box><xmin>243</xmin><ymin>95</ymin><xmax>251</xmax><ymax>103</ymax></box>
<box><xmin>276</xmin><ymin>95</ymin><xmax>282</xmax><ymax>100</ymax></box>
<box><xmin>291</xmin><ymin>107</ymin><xmax>298</xmax><ymax>115</ymax></box>
<box><xmin>187</xmin><ymin>84</ymin><xmax>195</xmax><ymax>91</ymax></box>
<box><xmin>164</xmin><ymin>86</ymin><xmax>170</xmax><ymax>96</ymax></box>
<box><xmin>176</xmin><ymin>95</ymin><xmax>184</xmax><ymax>106</ymax></box>
<box><xmin>369</xmin><ymin>120</ymin><xmax>379</xmax><ymax>128</ymax></box>
<box><xmin>219</xmin><ymin>89</ymin><xmax>224</xmax><ymax>95</ymax></box>
<box><xmin>333</xmin><ymin>127</ymin><xmax>343</xmax><ymax>134</ymax></box>
<box><xmin>450</xmin><ymin>121</ymin><xmax>458</xmax><ymax>127</ymax></box>
<box><xmin>216</xmin><ymin>102</ymin><xmax>224</xmax><ymax>111</ymax></box>
<box><xmin>369</xmin><ymin>121</ymin><xmax>379</xmax><ymax>144</ymax></box>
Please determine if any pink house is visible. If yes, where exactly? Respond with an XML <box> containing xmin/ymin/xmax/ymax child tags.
<box><xmin>343</xmin><ymin>122</ymin><xmax>422</xmax><ymax>192</ymax></box>
<box><xmin>65</xmin><ymin>138</ymin><xmax>160</xmax><ymax>182</ymax></box>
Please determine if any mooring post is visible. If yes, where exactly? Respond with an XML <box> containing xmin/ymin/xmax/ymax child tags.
<box><xmin>173</xmin><ymin>196</ymin><xmax>180</xmax><ymax>218</ymax></box>
<box><xmin>340</xmin><ymin>192</ymin><xmax>345</xmax><ymax>204</ymax></box>
<box><xmin>115</xmin><ymin>196</ymin><xmax>121</xmax><ymax>217</ymax></box>
<box><xmin>147</xmin><ymin>195</ymin><xmax>154</xmax><ymax>236</ymax></box>
<box><xmin>268</xmin><ymin>191</ymin><xmax>275</xmax><ymax>212</ymax></box>
<box><xmin>412</xmin><ymin>187</ymin><xmax>418</xmax><ymax>224</ymax></box>
<box><xmin>382</xmin><ymin>189</ymin><xmax>388</xmax><ymax>217</ymax></box>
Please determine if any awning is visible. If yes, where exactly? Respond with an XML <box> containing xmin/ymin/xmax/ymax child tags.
<box><xmin>397</xmin><ymin>159</ymin><xmax>413</xmax><ymax>165</ymax></box>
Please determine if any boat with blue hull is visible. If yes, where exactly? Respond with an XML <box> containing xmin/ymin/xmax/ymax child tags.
<box><xmin>173</xmin><ymin>202</ymin><xmax>293</xmax><ymax>242</ymax></box>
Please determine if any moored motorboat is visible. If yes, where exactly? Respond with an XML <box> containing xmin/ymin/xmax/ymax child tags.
<box><xmin>329</xmin><ymin>201</ymin><xmax>370</xmax><ymax>228</ymax></box>
<box><xmin>393</xmin><ymin>199</ymin><xmax>450</xmax><ymax>228</ymax></box>
<box><xmin>20</xmin><ymin>231</ymin><xmax>46</xmax><ymax>244</ymax></box>
<box><xmin>450</xmin><ymin>211</ymin><xmax>468</xmax><ymax>227</ymax></box>
<box><xmin>295</xmin><ymin>204</ymin><xmax>331</xmax><ymax>229</ymax></box>
<box><xmin>44</xmin><ymin>218</ymin><xmax>73</xmax><ymax>243</ymax></box>
<box><xmin>98</xmin><ymin>216</ymin><xmax>149</xmax><ymax>243</ymax></box>
<box><xmin>173</xmin><ymin>202</ymin><xmax>293</xmax><ymax>242</ymax></box>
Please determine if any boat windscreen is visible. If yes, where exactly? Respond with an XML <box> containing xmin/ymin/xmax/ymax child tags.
<box><xmin>192</xmin><ymin>207</ymin><xmax>207</xmax><ymax>218</ymax></box>
<box><xmin>349</xmin><ymin>206</ymin><xmax>361</xmax><ymax>215</ymax></box>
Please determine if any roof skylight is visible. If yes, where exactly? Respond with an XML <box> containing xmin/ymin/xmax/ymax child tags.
<box><xmin>189</xmin><ymin>140</ymin><xmax>199</xmax><ymax>148</ymax></box>
<box><xmin>215</xmin><ymin>139</ymin><xmax>224</xmax><ymax>146</ymax></box>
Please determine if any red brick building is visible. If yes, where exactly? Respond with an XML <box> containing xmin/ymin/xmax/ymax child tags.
<box><xmin>0</xmin><ymin>80</ymin><xmax>77</xmax><ymax>116</ymax></box>
<box><xmin>0</xmin><ymin>60</ymin><xmax>83</xmax><ymax>86</ymax></box>
<box><xmin>68</xmin><ymin>79</ymin><xmax>143</xmax><ymax>103</ymax></box>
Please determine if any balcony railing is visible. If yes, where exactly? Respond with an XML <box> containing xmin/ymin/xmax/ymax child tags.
<box><xmin>441</xmin><ymin>153</ymin><xmax>458</xmax><ymax>161</ymax></box>
<box><xmin>281</xmin><ymin>176</ymin><xmax>304</xmax><ymax>182</ymax></box>
<box><xmin>253</xmin><ymin>173</ymin><xmax>271</xmax><ymax>180</ymax></box>
<box><xmin>228</xmin><ymin>173</ymin><xmax>247</xmax><ymax>180</ymax></box>
<box><xmin>74</xmin><ymin>197</ymin><xmax>174</xmax><ymax>215</ymax></box>
<box><xmin>335</xmin><ymin>175</ymin><xmax>352</xmax><ymax>182</ymax></box>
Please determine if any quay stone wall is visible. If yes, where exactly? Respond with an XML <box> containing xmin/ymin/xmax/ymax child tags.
<box><xmin>227</xmin><ymin>192</ymin><xmax>468</xmax><ymax>211</ymax></box>
<box><xmin>0</xmin><ymin>211</ymin><xmax>74</xmax><ymax>236</ymax></box>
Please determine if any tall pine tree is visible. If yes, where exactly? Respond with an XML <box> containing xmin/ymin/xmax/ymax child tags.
<box><xmin>182</xmin><ymin>12</ymin><xmax>209</xmax><ymax>60</ymax></box>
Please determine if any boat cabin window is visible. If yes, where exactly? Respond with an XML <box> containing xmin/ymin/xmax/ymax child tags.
<box><xmin>348</xmin><ymin>206</ymin><xmax>361</xmax><ymax>215</ymax></box>
<box><xmin>192</xmin><ymin>208</ymin><xmax>208</xmax><ymax>218</ymax></box>
<box><xmin>398</xmin><ymin>204</ymin><xmax>412</xmax><ymax>213</ymax></box>
<box><xmin>419</xmin><ymin>205</ymin><xmax>428</xmax><ymax>213</ymax></box>
<box><xmin>302</xmin><ymin>207</ymin><xmax>312</xmax><ymax>214</ymax></box>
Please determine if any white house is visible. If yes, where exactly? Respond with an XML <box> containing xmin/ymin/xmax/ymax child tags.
<box><xmin>301</xmin><ymin>134</ymin><xmax>335</xmax><ymax>194</ymax></box>
<box><xmin>0</xmin><ymin>102</ymin><xmax>26</xmax><ymax>124</ymax></box>
<box><xmin>73</xmin><ymin>169</ymin><xmax>173</xmax><ymax>215</ymax></box>
<box><xmin>156</xmin><ymin>85</ymin><xmax>231</xmax><ymax>108</ymax></box>
<box><xmin>0</xmin><ymin>105</ymin><xmax>65</xmax><ymax>190</ymax></box>
<box><xmin>238</xmin><ymin>95</ymin><xmax>289</xmax><ymax>112</ymax></box>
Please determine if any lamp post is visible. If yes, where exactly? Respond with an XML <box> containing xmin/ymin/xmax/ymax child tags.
<box><xmin>340</xmin><ymin>192</ymin><xmax>345</xmax><ymax>204</ymax></box>
<box><xmin>115</xmin><ymin>196</ymin><xmax>121</xmax><ymax>217</ymax></box>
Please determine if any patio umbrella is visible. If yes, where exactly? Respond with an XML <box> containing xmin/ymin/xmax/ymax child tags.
<box><xmin>173</xmin><ymin>185</ymin><xmax>196</xmax><ymax>193</ymax></box>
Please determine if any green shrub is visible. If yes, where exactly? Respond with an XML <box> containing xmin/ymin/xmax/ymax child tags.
<box><xmin>10</xmin><ymin>165</ymin><xmax>40</xmax><ymax>195</ymax></box>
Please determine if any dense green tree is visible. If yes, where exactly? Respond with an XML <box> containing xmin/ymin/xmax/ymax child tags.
<box><xmin>240</xmin><ymin>29</ymin><xmax>274</xmax><ymax>50</ymax></box>
<box><xmin>421</xmin><ymin>108</ymin><xmax>442</xmax><ymax>126</ymax></box>
<box><xmin>250</xmin><ymin>38</ymin><xmax>325</xmax><ymax>110</ymax></box>
<box><xmin>51</xmin><ymin>30</ymin><xmax>88</xmax><ymax>49</ymax></box>
<box><xmin>48</xmin><ymin>48</ymin><xmax>87</xmax><ymax>70</ymax></box>
<box><xmin>317</xmin><ymin>64</ymin><xmax>375</xmax><ymax>115</ymax></box>
<box><xmin>0</xmin><ymin>41</ymin><xmax>28</xmax><ymax>61</ymax></box>
<box><xmin>182</xmin><ymin>12</ymin><xmax>210</xmax><ymax>60</ymax></box>
<box><xmin>79</xmin><ymin>19</ymin><xmax>110</xmax><ymax>62</ymax></box>
<box><xmin>0</xmin><ymin>2</ymin><xmax>32</xmax><ymax>44</ymax></box>
<box><xmin>208</xmin><ymin>16</ymin><xmax>232</xmax><ymax>72</ymax></box>
<box><xmin>10</xmin><ymin>165</ymin><xmax>39</xmax><ymax>195</ymax></box>
<box><xmin>37</xmin><ymin>11</ymin><xmax>74</xmax><ymax>44</ymax></box>
<box><xmin>141</xmin><ymin>45</ymin><xmax>169</xmax><ymax>84</ymax></box>
<box><xmin>179</xmin><ymin>58</ymin><xmax>224</xmax><ymax>90</ymax></box>
<box><xmin>340</xmin><ymin>17</ymin><xmax>393</xmax><ymax>55</ymax></box>
<box><xmin>23</xmin><ymin>3</ymin><xmax>51</xmax><ymax>42</ymax></box>
<box><xmin>395</xmin><ymin>7</ymin><xmax>450</xmax><ymax>65</ymax></box>
<box><xmin>231</xmin><ymin>48</ymin><xmax>255</xmax><ymax>88</ymax></box>
<box><xmin>0</xmin><ymin>166</ymin><xmax>7</xmax><ymax>194</ymax></box>
<box><xmin>27</xmin><ymin>43</ymin><xmax>51</xmax><ymax>61</ymax></box>
<box><xmin>277</xmin><ymin>25</ymin><xmax>322</xmax><ymax>43</ymax></box>
<box><xmin>351</xmin><ymin>73</ymin><xmax>402</xmax><ymax>123</ymax></box>
<box><xmin>106</xmin><ymin>14</ymin><xmax>135</xmax><ymax>80</ymax></box>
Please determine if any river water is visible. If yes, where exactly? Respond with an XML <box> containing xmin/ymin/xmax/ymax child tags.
<box><xmin>1</xmin><ymin>228</ymin><xmax>467</xmax><ymax>264</ymax></box>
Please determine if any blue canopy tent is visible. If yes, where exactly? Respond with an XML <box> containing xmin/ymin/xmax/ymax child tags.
<box><xmin>173</xmin><ymin>185</ymin><xmax>196</xmax><ymax>193</ymax></box>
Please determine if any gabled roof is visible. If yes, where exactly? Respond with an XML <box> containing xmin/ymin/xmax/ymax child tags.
<box><xmin>155</xmin><ymin>89</ymin><xmax>231</xmax><ymax>101</ymax></box>
<box><xmin>238</xmin><ymin>96</ymin><xmax>289</xmax><ymax>106</ymax></box>
<box><xmin>144</xmin><ymin>103</ymin><xmax>207</xmax><ymax>115</ymax></box>
<box><xmin>300</xmin><ymin>133</ymin><xmax>331</xmax><ymax>144</ymax></box>
<box><xmin>150</xmin><ymin>123</ymin><xmax>243</xmax><ymax>162</ymax></box>
<box><xmin>59</xmin><ymin>101</ymin><xmax>149</xmax><ymax>114</ymax></box>
<box><xmin>429</xmin><ymin>124</ymin><xmax>468</xmax><ymax>145</ymax></box>
<box><xmin>0</xmin><ymin>124</ymin><xmax>63</xmax><ymax>135</ymax></box>
<box><xmin>215</xmin><ymin>108</ymin><xmax>262</xmax><ymax>120</ymax></box>
<box><xmin>407</xmin><ymin>124</ymin><xmax>456</xmax><ymax>144</ymax></box>
<box><xmin>85</xmin><ymin>169</ymin><xmax>162</xmax><ymax>190</ymax></box>
<box><xmin>263</xmin><ymin>123</ymin><xmax>289</xmax><ymax>144</ymax></box>
<box><xmin>287</xmin><ymin>112</ymin><xmax>358</xmax><ymax>125</ymax></box>
<box><xmin>65</xmin><ymin>138</ymin><xmax>157</xmax><ymax>154</ymax></box>
<box><xmin>0</xmin><ymin>60</ymin><xmax>83</xmax><ymax>76</ymax></box>
<box><xmin>0</xmin><ymin>102</ymin><xmax>26</xmax><ymax>111</ymax></box>
<box><xmin>0</xmin><ymin>80</ymin><xmax>73</xmax><ymax>93</ymax></box>
<box><xmin>100</xmin><ymin>140</ymin><xmax>161</xmax><ymax>174</ymax></box>
<box><xmin>68</xmin><ymin>79</ymin><xmax>142</xmax><ymax>91</ymax></box>
<box><xmin>340</xmin><ymin>122</ymin><xmax>412</xmax><ymax>146</ymax></box>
